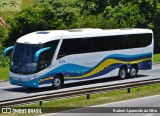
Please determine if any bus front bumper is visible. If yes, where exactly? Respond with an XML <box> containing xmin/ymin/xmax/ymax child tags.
<box><xmin>9</xmin><ymin>77</ymin><xmax>39</xmax><ymax>88</ymax></box>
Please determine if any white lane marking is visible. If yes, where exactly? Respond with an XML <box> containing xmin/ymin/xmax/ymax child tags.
<box><xmin>92</xmin><ymin>94</ymin><xmax>160</xmax><ymax>107</ymax></box>
<box><xmin>144</xmin><ymin>114</ymin><xmax>154</xmax><ymax>116</ymax></box>
<box><xmin>152</xmin><ymin>67</ymin><xmax>160</xmax><ymax>70</ymax></box>
<box><xmin>0</xmin><ymin>85</ymin><xmax>17</xmax><ymax>89</ymax></box>
<box><xmin>40</xmin><ymin>113</ymin><xmax>58</xmax><ymax>116</ymax></box>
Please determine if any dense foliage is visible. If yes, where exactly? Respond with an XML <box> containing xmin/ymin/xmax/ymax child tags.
<box><xmin>0</xmin><ymin>26</ymin><xmax>9</xmax><ymax>67</ymax></box>
<box><xmin>1</xmin><ymin>0</ymin><xmax>160</xmax><ymax>67</ymax></box>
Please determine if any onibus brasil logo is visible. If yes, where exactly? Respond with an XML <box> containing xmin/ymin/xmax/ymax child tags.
<box><xmin>0</xmin><ymin>0</ymin><xmax>22</xmax><ymax>11</ymax></box>
<box><xmin>1</xmin><ymin>108</ymin><xmax>42</xmax><ymax>114</ymax></box>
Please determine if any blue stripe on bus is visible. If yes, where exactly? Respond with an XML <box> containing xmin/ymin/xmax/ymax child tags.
<box><xmin>39</xmin><ymin>52</ymin><xmax>152</xmax><ymax>84</ymax></box>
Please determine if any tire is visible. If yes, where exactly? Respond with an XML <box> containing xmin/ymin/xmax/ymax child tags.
<box><xmin>129</xmin><ymin>65</ymin><xmax>138</xmax><ymax>78</ymax></box>
<box><xmin>118</xmin><ymin>66</ymin><xmax>127</xmax><ymax>80</ymax></box>
<box><xmin>52</xmin><ymin>75</ymin><xmax>63</xmax><ymax>89</ymax></box>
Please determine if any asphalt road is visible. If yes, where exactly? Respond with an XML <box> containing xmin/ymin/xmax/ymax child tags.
<box><xmin>0</xmin><ymin>64</ymin><xmax>160</xmax><ymax>102</ymax></box>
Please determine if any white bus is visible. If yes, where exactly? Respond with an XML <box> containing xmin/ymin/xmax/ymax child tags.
<box><xmin>3</xmin><ymin>28</ymin><xmax>153</xmax><ymax>89</ymax></box>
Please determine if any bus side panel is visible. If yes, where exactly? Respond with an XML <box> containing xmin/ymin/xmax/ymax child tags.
<box><xmin>37</xmin><ymin>47</ymin><xmax>152</xmax><ymax>85</ymax></box>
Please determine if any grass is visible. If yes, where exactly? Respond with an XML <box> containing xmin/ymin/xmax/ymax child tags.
<box><xmin>0</xmin><ymin>66</ymin><xmax>9</xmax><ymax>81</ymax></box>
<box><xmin>153</xmin><ymin>54</ymin><xmax>160</xmax><ymax>63</ymax></box>
<box><xmin>0</xmin><ymin>12</ymin><xmax>17</xmax><ymax>20</ymax></box>
<box><xmin>22</xmin><ymin>0</ymin><xmax>34</xmax><ymax>10</ymax></box>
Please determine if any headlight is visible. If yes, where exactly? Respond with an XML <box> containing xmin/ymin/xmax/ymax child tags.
<box><xmin>30</xmin><ymin>76</ymin><xmax>37</xmax><ymax>80</ymax></box>
<box><xmin>30</xmin><ymin>77</ymin><xmax>34</xmax><ymax>80</ymax></box>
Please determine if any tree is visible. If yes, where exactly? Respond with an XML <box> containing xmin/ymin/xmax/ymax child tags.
<box><xmin>0</xmin><ymin>26</ymin><xmax>5</xmax><ymax>39</ymax></box>
<box><xmin>0</xmin><ymin>26</ymin><xmax>9</xmax><ymax>67</ymax></box>
<box><xmin>102</xmin><ymin>2</ymin><xmax>144</xmax><ymax>28</ymax></box>
<box><xmin>77</xmin><ymin>0</ymin><xmax>109</xmax><ymax>15</ymax></box>
<box><xmin>7</xmin><ymin>0</ymin><xmax>79</xmax><ymax>45</ymax></box>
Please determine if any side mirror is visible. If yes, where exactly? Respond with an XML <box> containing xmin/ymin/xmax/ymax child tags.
<box><xmin>34</xmin><ymin>47</ymin><xmax>50</xmax><ymax>62</ymax></box>
<box><xmin>3</xmin><ymin>46</ymin><xmax>14</xmax><ymax>58</ymax></box>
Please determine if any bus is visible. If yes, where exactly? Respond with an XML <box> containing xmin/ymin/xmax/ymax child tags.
<box><xmin>3</xmin><ymin>28</ymin><xmax>153</xmax><ymax>89</ymax></box>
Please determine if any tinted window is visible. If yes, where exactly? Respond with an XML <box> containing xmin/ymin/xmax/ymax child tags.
<box><xmin>92</xmin><ymin>37</ymin><xmax>106</xmax><ymax>52</ymax></box>
<box><xmin>75</xmin><ymin>38</ymin><xmax>92</xmax><ymax>54</ymax></box>
<box><xmin>105</xmin><ymin>35</ymin><xmax>124</xmax><ymax>50</ymax></box>
<box><xmin>58</xmin><ymin>39</ymin><xmax>76</xmax><ymax>58</ymax></box>
<box><xmin>38</xmin><ymin>40</ymin><xmax>59</xmax><ymax>70</ymax></box>
<box><xmin>127</xmin><ymin>33</ymin><xmax>152</xmax><ymax>48</ymax></box>
<box><xmin>58</xmin><ymin>33</ymin><xmax>152</xmax><ymax>58</ymax></box>
<box><xmin>58</xmin><ymin>37</ymin><xmax>106</xmax><ymax>58</ymax></box>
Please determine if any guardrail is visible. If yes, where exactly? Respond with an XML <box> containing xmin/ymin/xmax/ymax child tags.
<box><xmin>0</xmin><ymin>78</ymin><xmax>160</xmax><ymax>107</ymax></box>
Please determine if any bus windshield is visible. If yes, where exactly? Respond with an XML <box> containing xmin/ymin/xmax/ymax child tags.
<box><xmin>11</xmin><ymin>43</ymin><xmax>42</xmax><ymax>74</ymax></box>
<box><xmin>10</xmin><ymin>40</ymin><xmax>59</xmax><ymax>75</ymax></box>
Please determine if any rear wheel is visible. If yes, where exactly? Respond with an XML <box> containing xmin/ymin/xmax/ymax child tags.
<box><xmin>129</xmin><ymin>65</ymin><xmax>138</xmax><ymax>78</ymax></box>
<box><xmin>52</xmin><ymin>75</ymin><xmax>63</xmax><ymax>89</ymax></box>
<box><xmin>118</xmin><ymin>67</ymin><xmax>127</xmax><ymax>80</ymax></box>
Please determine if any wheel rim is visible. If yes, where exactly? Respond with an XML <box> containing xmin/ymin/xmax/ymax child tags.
<box><xmin>120</xmin><ymin>69</ymin><xmax>126</xmax><ymax>79</ymax></box>
<box><xmin>131</xmin><ymin>68</ymin><xmax>136</xmax><ymax>77</ymax></box>
<box><xmin>54</xmin><ymin>78</ymin><xmax>61</xmax><ymax>87</ymax></box>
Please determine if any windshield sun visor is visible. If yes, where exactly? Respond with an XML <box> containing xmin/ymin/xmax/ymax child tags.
<box><xmin>3</xmin><ymin>46</ymin><xmax>14</xmax><ymax>58</ymax></box>
<box><xmin>34</xmin><ymin>47</ymin><xmax>51</xmax><ymax>62</ymax></box>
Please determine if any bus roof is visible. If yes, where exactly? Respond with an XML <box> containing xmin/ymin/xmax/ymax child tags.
<box><xmin>17</xmin><ymin>28</ymin><xmax>153</xmax><ymax>44</ymax></box>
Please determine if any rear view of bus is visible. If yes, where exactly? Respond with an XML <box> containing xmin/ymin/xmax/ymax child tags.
<box><xmin>3</xmin><ymin>28</ymin><xmax>153</xmax><ymax>89</ymax></box>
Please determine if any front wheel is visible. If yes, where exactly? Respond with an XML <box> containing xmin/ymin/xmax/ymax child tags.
<box><xmin>118</xmin><ymin>67</ymin><xmax>127</xmax><ymax>80</ymax></box>
<box><xmin>52</xmin><ymin>75</ymin><xmax>63</xmax><ymax>89</ymax></box>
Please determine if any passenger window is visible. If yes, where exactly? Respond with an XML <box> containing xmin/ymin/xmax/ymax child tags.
<box><xmin>127</xmin><ymin>33</ymin><xmax>152</xmax><ymax>48</ymax></box>
<box><xmin>75</xmin><ymin>38</ymin><xmax>92</xmax><ymax>54</ymax></box>
<box><xmin>92</xmin><ymin>37</ymin><xmax>105</xmax><ymax>52</ymax></box>
<box><xmin>57</xmin><ymin>33</ymin><xmax>152</xmax><ymax>59</ymax></box>
<box><xmin>58</xmin><ymin>39</ymin><xmax>75</xmax><ymax>59</ymax></box>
